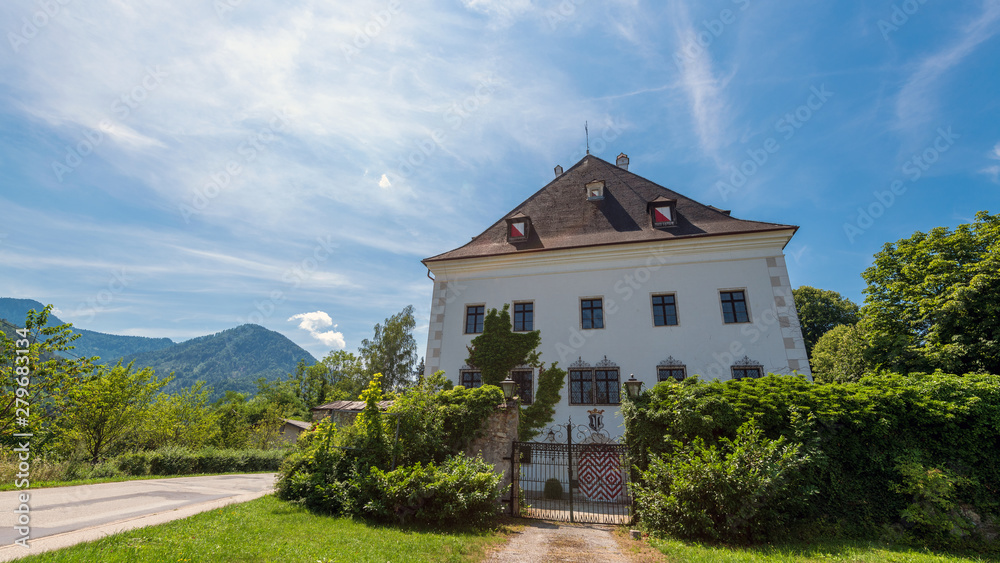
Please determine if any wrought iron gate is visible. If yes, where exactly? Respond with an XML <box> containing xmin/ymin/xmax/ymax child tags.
<box><xmin>510</xmin><ymin>419</ymin><xmax>632</xmax><ymax>524</ymax></box>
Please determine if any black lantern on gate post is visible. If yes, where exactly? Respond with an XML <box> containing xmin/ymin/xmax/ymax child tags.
<box><xmin>624</xmin><ymin>373</ymin><xmax>643</xmax><ymax>400</ymax></box>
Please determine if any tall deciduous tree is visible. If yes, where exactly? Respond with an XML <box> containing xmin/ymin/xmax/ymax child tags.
<box><xmin>792</xmin><ymin>286</ymin><xmax>860</xmax><ymax>357</ymax></box>
<box><xmin>0</xmin><ymin>305</ymin><xmax>95</xmax><ymax>452</ymax></box>
<box><xmin>861</xmin><ymin>211</ymin><xmax>1000</xmax><ymax>374</ymax></box>
<box><xmin>63</xmin><ymin>361</ymin><xmax>169</xmax><ymax>462</ymax></box>
<box><xmin>320</xmin><ymin>349</ymin><xmax>366</xmax><ymax>402</ymax></box>
<box><xmin>359</xmin><ymin>305</ymin><xmax>418</xmax><ymax>392</ymax></box>
<box><xmin>133</xmin><ymin>381</ymin><xmax>220</xmax><ymax>450</ymax></box>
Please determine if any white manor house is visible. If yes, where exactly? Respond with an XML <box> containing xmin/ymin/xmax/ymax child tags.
<box><xmin>422</xmin><ymin>153</ymin><xmax>809</xmax><ymax>438</ymax></box>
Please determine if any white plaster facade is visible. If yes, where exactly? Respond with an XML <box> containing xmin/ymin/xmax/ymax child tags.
<box><xmin>422</xmin><ymin>156</ymin><xmax>809</xmax><ymax>439</ymax></box>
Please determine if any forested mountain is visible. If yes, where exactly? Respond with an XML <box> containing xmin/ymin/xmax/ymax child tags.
<box><xmin>1</xmin><ymin>298</ymin><xmax>317</xmax><ymax>396</ymax></box>
<box><xmin>0</xmin><ymin>298</ymin><xmax>174</xmax><ymax>360</ymax></box>
<box><xmin>122</xmin><ymin>324</ymin><xmax>316</xmax><ymax>395</ymax></box>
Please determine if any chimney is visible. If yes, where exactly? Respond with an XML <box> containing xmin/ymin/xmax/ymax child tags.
<box><xmin>554</xmin><ymin>165</ymin><xmax>564</xmax><ymax>177</ymax></box>
<box><xmin>616</xmin><ymin>153</ymin><xmax>629</xmax><ymax>171</ymax></box>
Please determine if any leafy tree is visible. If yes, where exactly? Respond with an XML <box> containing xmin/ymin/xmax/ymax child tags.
<box><xmin>791</xmin><ymin>286</ymin><xmax>860</xmax><ymax>357</ymax></box>
<box><xmin>359</xmin><ymin>305</ymin><xmax>418</xmax><ymax>392</ymax></box>
<box><xmin>860</xmin><ymin>211</ymin><xmax>1000</xmax><ymax>374</ymax></box>
<box><xmin>466</xmin><ymin>305</ymin><xmax>540</xmax><ymax>386</ymax></box>
<box><xmin>519</xmin><ymin>363</ymin><xmax>566</xmax><ymax>441</ymax></box>
<box><xmin>289</xmin><ymin>359</ymin><xmax>332</xmax><ymax>410</ymax></box>
<box><xmin>319</xmin><ymin>350</ymin><xmax>366</xmax><ymax>402</ymax></box>
<box><xmin>62</xmin><ymin>361</ymin><xmax>169</xmax><ymax>462</ymax></box>
<box><xmin>254</xmin><ymin>376</ymin><xmax>308</xmax><ymax>420</ymax></box>
<box><xmin>212</xmin><ymin>391</ymin><xmax>253</xmax><ymax>449</ymax></box>
<box><xmin>809</xmin><ymin>324</ymin><xmax>871</xmax><ymax>383</ymax></box>
<box><xmin>0</xmin><ymin>305</ymin><xmax>95</xmax><ymax>452</ymax></box>
<box><xmin>465</xmin><ymin>305</ymin><xmax>565</xmax><ymax>440</ymax></box>
<box><xmin>133</xmin><ymin>382</ymin><xmax>220</xmax><ymax>450</ymax></box>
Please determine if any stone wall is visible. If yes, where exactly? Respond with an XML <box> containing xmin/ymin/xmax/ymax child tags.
<box><xmin>464</xmin><ymin>401</ymin><xmax>519</xmax><ymax>499</ymax></box>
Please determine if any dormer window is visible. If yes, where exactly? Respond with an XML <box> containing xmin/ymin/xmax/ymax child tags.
<box><xmin>648</xmin><ymin>196</ymin><xmax>677</xmax><ymax>228</ymax></box>
<box><xmin>586</xmin><ymin>179</ymin><xmax>605</xmax><ymax>201</ymax></box>
<box><xmin>506</xmin><ymin>213</ymin><xmax>531</xmax><ymax>243</ymax></box>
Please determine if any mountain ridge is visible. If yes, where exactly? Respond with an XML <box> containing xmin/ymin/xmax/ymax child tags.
<box><xmin>0</xmin><ymin>297</ymin><xmax>317</xmax><ymax>396</ymax></box>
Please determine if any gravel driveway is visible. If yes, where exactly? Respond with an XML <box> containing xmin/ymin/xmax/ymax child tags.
<box><xmin>486</xmin><ymin>519</ymin><xmax>632</xmax><ymax>562</ymax></box>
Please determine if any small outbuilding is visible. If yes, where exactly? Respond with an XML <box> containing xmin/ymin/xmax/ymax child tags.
<box><xmin>278</xmin><ymin>418</ymin><xmax>312</xmax><ymax>443</ymax></box>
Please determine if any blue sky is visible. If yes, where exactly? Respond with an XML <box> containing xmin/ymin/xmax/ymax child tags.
<box><xmin>1</xmin><ymin>0</ymin><xmax>998</xmax><ymax>361</ymax></box>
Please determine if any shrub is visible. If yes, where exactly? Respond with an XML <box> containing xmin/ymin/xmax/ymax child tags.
<box><xmin>633</xmin><ymin>419</ymin><xmax>812</xmax><ymax>544</ymax></box>
<box><xmin>623</xmin><ymin>372</ymin><xmax>1000</xmax><ymax>544</ymax></box>
<box><xmin>365</xmin><ymin>454</ymin><xmax>504</xmax><ymax>526</ymax></box>
<box><xmin>543</xmin><ymin>478</ymin><xmax>563</xmax><ymax>500</ymax></box>
<box><xmin>895</xmin><ymin>456</ymin><xmax>976</xmax><ymax>546</ymax></box>
<box><xmin>275</xmin><ymin>374</ymin><xmax>507</xmax><ymax>527</ymax></box>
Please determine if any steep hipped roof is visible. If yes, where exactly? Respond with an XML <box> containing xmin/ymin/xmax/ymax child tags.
<box><xmin>423</xmin><ymin>155</ymin><xmax>797</xmax><ymax>264</ymax></box>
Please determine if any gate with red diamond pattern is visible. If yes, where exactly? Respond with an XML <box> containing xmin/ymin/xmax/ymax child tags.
<box><xmin>509</xmin><ymin>421</ymin><xmax>632</xmax><ymax>524</ymax></box>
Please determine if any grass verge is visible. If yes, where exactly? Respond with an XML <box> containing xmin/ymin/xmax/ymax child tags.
<box><xmin>648</xmin><ymin>537</ymin><xmax>998</xmax><ymax>563</ymax></box>
<box><xmin>18</xmin><ymin>494</ymin><xmax>509</xmax><ymax>563</ymax></box>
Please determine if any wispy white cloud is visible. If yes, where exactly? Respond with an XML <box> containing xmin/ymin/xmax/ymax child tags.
<box><xmin>895</xmin><ymin>2</ymin><xmax>1000</xmax><ymax>133</ymax></box>
<box><xmin>981</xmin><ymin>141</ymin><xmax>1000</xmax><ymax>182</ymax></box>
<box><xmin>668</xmin><ymin>1</ymin><xmax>731</xmax><ymax>163</ymax></box>
<box><xmin>460</xmin><ymin>0</ymin><xmax>534</xmax><ymax>27</ymax></box>
<box><xmin>288</xmin><ymin>311</ymin><xmax>346</xmax><ymax>349</ymax></box>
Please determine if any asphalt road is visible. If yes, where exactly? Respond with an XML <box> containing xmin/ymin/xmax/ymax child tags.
<box><xmin>0</xmin><ymin>473</ymin><xmax>276</xmax><ymax>561</ymax></box>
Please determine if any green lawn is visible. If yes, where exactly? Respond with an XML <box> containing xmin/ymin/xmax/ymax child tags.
<box><xmin>20</xmin><ymin>495</ymin><xmax>508</xmax><ymax>563</ymax></box>
<box><xmin>650</xmin><ymin>537</ymin><xmax>998</xmax><ymax>563</ymax></box>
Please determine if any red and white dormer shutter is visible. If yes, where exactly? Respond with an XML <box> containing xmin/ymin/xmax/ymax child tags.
<box><xmin>506</xmin><ymin>214</ymin><xmax>531</xmax><ymax>243</ymax></box>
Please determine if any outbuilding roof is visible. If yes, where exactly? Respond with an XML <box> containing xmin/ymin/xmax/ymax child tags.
<box><xmin>310</xmin><ymin>400</ymin><xmax>393</xmax><ymax>412</ymax></box>
<box><xmin>423</xmin><ymin>155</ymin><xmax>796</xmax><ymax>264</ymax></box>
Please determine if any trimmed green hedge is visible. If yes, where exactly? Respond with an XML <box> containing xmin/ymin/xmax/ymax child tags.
<box><xmin>623</xmin><ymin>372</ymin><xmax>1000</xmax><ymax>542</ymax></box>
<box><xmin>115</xmin><ymin>446</ymin><xmax>286</xmax><ymax>476</ymax></box>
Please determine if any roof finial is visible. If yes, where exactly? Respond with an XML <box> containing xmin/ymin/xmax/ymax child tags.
<box><xmin>585</xmin><ymin>121</ymin><xmax>590</xmax><ymax>155</ymax></box>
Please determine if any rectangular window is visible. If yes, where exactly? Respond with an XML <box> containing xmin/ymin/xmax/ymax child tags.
<box><xmin>731</xmin><ymin>367</ymin><xmax>762</xmax><ymax>380</ymax></box>
<box><xmin>513</xmin><ymin>302</ymin><xmax>534</xmax><ymax>332</ymax></box>
<box><xmin>511</xmin><ymin>369</ymin><xmax>533</xmax><ymax>405</ymax></box>
<box><xmin>720</xmin><ymin>290</ymin><xmax>750</xmax><ymax>323</ymax></box>
<box><xmin>581</xmin><ymin>298</ymin><xmax>604</xmax><ymax>329</ymax></box>
<box><xmin>570</xmin><ymin>368</ymin><xmax>620</xmax><ymax>405</ymax></box>
<box><xmin>460</xmin><ymin>370</ymin><xmax>482</xmax><ymax>388</ymax></box>
<box><xmin>594</xmin><ymin>369</ymin><xmax>621</xmax><ymax>404</ymax></box>
<box><xmin>651</xmin><ymin>294</ymin><xmax>678</xmax><ymax>326</ymax></box>
<box><xmin>657</xmin><ymin>367</ymin><xmax>687</xmax><ymax>382</ymax></box>
<box><xmin>465</xmin><ymin>305</ymin><xmax>485</xmax><ymax>334</ymax></box>
<box><xmin>569</xmin><ymin>369</ymin><xmax>593</xmax><ymax>405</ymax></box>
